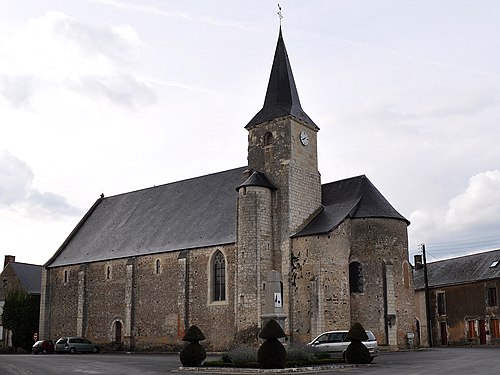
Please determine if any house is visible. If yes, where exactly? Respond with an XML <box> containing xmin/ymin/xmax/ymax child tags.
<box><xmin>40</xmin><ymin>28</ymin><xmax>415</xmax><ymax>351</ymax></box>
<box><xmin>0</xmin><ymin>255</ymin><xmax>42</xmax><ymax>347</ymax></box>
<box><xmin>414</xmin><ymin>249</ymin><xmax>500</xmax><ymax>346</ymax></box>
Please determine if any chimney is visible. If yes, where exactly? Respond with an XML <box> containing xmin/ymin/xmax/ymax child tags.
<box><xmin>4</xmin><ymin>255</ymin><xmax>15</xmax><ymax>269</ymax></box>
<box><xmin>414</xmin><ymin>254</ymin><xmax>423</xmax><ymax>270</ymax></box>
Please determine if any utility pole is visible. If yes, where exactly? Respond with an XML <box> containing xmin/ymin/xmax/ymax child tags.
<box><xmin>422</xmin><ymin>243</ymin><xmax>433</xmax><ymax>347</ymax></box>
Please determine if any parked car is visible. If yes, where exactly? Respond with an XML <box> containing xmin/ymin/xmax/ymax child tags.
<box><xmin>32</xmin><ymin>340</ymin><xmax>55</xmax><ymax>354</ymax></box>
<box><xmin>307</xmin><ymin>330</ymin><xmax>379</xmax><ymax>362</ymax></box>
<box><xmin>55</xmin><ymin>337</ymin><xmax>99</xmax><ymax>354</ymax></box>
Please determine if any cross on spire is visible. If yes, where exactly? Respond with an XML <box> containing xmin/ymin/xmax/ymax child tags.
<box><xmin>277</xmin><ymin>4</ymin><xmax>283</xmax><ymax>26</ymax></box>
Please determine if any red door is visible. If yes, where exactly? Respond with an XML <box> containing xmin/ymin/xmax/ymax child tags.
<box><xmin>440</xmin><ymin>322</ymin><xmax>448</xmax><ymax>345</ymax></box>
<box><xmin>479</xmin><ymin>320</ymin><xmax>486</xmax><ymax>344</ymax></box>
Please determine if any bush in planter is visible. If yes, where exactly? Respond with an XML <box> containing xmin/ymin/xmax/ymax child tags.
<box><xmin>257</xmin><ymin>319</ymin><xmax>287</xmax><ymax>369</ymax></box>
<box><xmin>344</xmin><ymin>322</ymin><xmax>371</xmax><ymax>364</ymax></box>
<box><xmin>179</xmin><ymin>325</ymin><xmax>207</xmax><ymax>367</ymax></box>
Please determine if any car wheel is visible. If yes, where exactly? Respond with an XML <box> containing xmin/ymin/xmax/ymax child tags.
<box><xmin>369</xmin><ymin>356</ymin><xmax>374</xmax><ymax>363</ymax></box>
<box><xmin>42</xmin><ymin>349</ymin><xmax>47</xmax><ymax>354</ymax></box>
<box><xmin>69</xmin><ymin>347</ymin><xmax>76</xmax><ymax>354</ymax></box>
<box><xmin>92</xmin><ymin>346</ymin><xmax>98</xmax><ymax>353</ymax></box>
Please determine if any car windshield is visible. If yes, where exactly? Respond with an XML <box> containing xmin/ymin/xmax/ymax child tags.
<box><xmin>56</xmin><ymin>338</ymin><xmax>67</xmax><ymax>344</ymax></box>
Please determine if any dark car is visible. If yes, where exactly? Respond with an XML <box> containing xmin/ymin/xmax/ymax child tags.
<box><xmin>55</xmin><ymin>337</ymin><xmax>99</xmax><ymax>354</ymax></box>
<box><xmin>32</xmin><ymin>340</ymin><xmax>55</xmax><ymax>354</ymax></box>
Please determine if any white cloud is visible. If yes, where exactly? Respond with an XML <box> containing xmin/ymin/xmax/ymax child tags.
<box><xmin>0</xmin><ymin>151</ymin><xmax>82</xmax><ymax>217</ymax></box>
<box><xmin>409</xmin><ymin>170</ymin><xmax>500</xmax><ymax>247</ymax></box>
<box><xmin>0</xmin><ymin>151</ymin><xmax>33</xmax><ymax>205</ymax></box>
<box><xmin>444</xmin><ymin>170</ymin><xmax>500</xmax><ymax>230</ymax></box>
<box><xmin>69</xmin><ymin>74</ymin><xmax>156</xmax><ymax>107</ymax></box>
<box><xmin>0</xmin><ymin>11</ymin><xmax>152</xmax><ymax>109</ymax></box>
<box><xmin>0</xmin><ymin>75</ymin><xmax>35</xmax><ymax>108</ymax></box>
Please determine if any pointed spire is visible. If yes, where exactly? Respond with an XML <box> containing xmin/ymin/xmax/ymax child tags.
<box><xmin>246</xmin><ymin>27</ymin><xmax>317</xmax><ymax>129</ymax></box>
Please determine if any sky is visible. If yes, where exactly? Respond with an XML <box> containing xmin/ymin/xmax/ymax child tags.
<box><xmin>1</xmin><ymin>0</ymin><xmax>500</xmax><ymax>267</ymax></box>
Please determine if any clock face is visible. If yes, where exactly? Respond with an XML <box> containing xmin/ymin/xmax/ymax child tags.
<box><xmin>300</xmin><ymin>130</ymin><xmax>309</xmax><ymax>146</ymax></box>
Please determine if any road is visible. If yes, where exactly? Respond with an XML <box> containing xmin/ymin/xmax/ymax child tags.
<box><xmin>0</xmin><ymin>347</ymin><xmax>499</xmax><ymax>374</ymax></box>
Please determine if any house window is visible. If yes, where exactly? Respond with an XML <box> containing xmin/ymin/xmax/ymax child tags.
<box><xmin>63</xmin><ymin>270</ymin><xmax>68</xmax><ymax>283</ymax></box>
<box><xmin>349</xmin><ymin>262</ymin><xmax>363</xmax><ymax>293</ymax></box>
<box><xmin>2</xmin><ymin>278</ymin><xmax>7</xmax><ymax>289</ymax></box>
<box><xmin>213</xmin><ymin>251</ymin><xmax>226</xmax><ymax>302</ymax></box>
<box><xmin>487</xmin><ymin>286</ymin><xmax>498</xmax><ymax>307</ymax></box>
<box><xmin>106</xmin><ymin>265</ymin><xmax>112</xmax><ymax>280</ymax></box>
<box><xmin>155</xmin><ymin>259</ymin><xmax>161</xmax><ymax>274</ymax></box>
<box><xmin>490</xmin><ymin>319</ymin><xmax>500</xmax><ymax>339</ymax></box>
<box><xmin>437</xmin><ymin>292</ymin><xmax>446</xmax><ymax>316</ymax></box>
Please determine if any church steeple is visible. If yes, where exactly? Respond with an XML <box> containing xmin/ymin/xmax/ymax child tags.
<box><xmin>246</xmin><ymin>27</ymin><xmax>318</xmax><ymax>129</ymax></box>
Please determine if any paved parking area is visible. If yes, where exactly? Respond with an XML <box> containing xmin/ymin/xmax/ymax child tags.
<box><xmin>0</xmin><ymin>347</ymin><xmax>499</xmax><ymax>374</ymax></box>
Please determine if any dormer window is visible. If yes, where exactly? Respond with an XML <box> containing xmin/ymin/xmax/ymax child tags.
<box><xmin>490</xmin><ymin>260</ymin><xmax>499</xmax><ymax>268</ymax></box>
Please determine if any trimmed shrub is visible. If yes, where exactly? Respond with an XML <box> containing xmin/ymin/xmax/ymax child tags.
<box><xmin>344</xmin><ymin>322</ymin><xmax>370</xmax><ymax>364</ymax></box>
<box><xmin>180</xmin><ymin>342</ymin><xmax>207</xmax><ymax>367</ymax></box>
<box><xmin>257</xmin><ymin>319</ymin><xmax>287</xmax><ymax>369</ymax></box>
<box><xmin>179</xmin><ymin>325</ymin><xmax>207</xmax><ymax>367</ymax></box>
<box><xmin>258</xmin><ymin>338</ymin><xmax>286</xmax><ymax>369</ymax></box>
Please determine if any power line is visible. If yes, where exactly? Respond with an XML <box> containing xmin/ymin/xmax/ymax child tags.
<box><xmin>410</xmin><ymin>233</ymin><xmax>500</xmax><ymax>253</ymax></box>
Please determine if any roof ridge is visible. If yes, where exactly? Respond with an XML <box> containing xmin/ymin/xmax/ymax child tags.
<box><xmin>9</xmin><ymin>261</ymin><xmax>43</xmax><ymax>267</ymax></box>
<box><xmin>427</xmin><ymin>248</ymin><xmax>500</xmax><ymax>265</ymax></box>
<box><xmin>103</xmin><ymin>166</ymin><xmax>247</xmax><ymax>199</ymax></box>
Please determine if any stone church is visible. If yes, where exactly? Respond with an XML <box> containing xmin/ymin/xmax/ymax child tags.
<box><xmin>40</xmin><ymin>28</ymin><xmax>415</xmax><ymax>351</ymax></box>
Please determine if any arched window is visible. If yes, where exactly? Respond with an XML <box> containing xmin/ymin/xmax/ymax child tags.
<box><xmin>106</xmin><ymin>265</ymin><xmax>112</xmax><ymax>280</ymax></box>
<box><xmin>349</xmin><ymin>261</ymin><xmax>363</xmax><ymax>293</ymax></box>
<box><xmin>264</xmin><ymin>132</ymin><xmax>274</xmax><ymax>146</ymax></box>
<box><xmin>213</xmin><ymin>251</ymin><xmax>226</xmax><ymax>301</ymax></box>
<box><xmin>155</xmin><ymin>259</ymin><xmax>161</xmax><ymax>274</ymax></box>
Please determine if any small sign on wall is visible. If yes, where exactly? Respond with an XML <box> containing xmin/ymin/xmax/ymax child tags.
<box><xmin>274</xmin><ymin>292</ymin><xmax>282</xmax><ymax>307</ymax></box>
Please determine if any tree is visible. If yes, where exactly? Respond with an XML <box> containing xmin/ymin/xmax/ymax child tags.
<box><xmin>1</xmin><ymin>290</ymin><xmax>40</xmax><ymax>351</ymax></box>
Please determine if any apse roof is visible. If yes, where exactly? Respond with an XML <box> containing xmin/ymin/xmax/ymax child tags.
<box><xmin>294</xmin><ymin>175</ymin><xmax>409</xmax><ymax>237</ymax></box>
<box><xmin>413</xmin><ymin>249</ymin><xmax>500</xmax><ymax>290</ymax></box>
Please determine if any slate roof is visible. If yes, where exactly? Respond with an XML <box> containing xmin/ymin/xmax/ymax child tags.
<box><xmin>6</xmin><ymin>262</ymin><xmax>42</xmax><ymax>295</ymax></box>
<box><xmin>46</xmin><ymin>170</ymin><xmax>408</xmax><ymax>268</ymax></box>
<box><xmin>246</xmin><ymin>27</ymin><xmax>318</xmax><ymax>130</ymax></box>
<box><xmin>413</xmin><ymin>249</ymin><xmax>500</xmax><ymax>290</ymax></box>
<box><xmin>294</xmin><ymin>175</ymin><xmax>409</xmax><ymax>237</ymax></box>
<box><xmin>237</xmin><ymin>170</ymin><xmax>278</xmax><ymax>191</ymax></box>
<box><xmin>46</xmin><ymin>167</ymin><xmax>247</xmax><ymax>268</ymax></box>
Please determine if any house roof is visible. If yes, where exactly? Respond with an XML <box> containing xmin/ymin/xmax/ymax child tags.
<box><xmin>294</xmin><ymin>175</ymin><xmax>409</xmax><ymax>237</ymax></box>
<box><xmin>246</xmin><ymin>27</ymin><xmax>317</xmax><ymax>130</ymax></box>
<box><xmin>46</xmin><ymin>170</ymin><xmax>408</xmax><ymax>268</ymax></box>
<box><xmin>413</xmin><ymin>249</ymin><xmax>500</xmax><ymax>290</ymax></box>
<box><xmin>5</xmin><ymin>262</ymin><xmax>42</xmax><ymax>295</ymax></box>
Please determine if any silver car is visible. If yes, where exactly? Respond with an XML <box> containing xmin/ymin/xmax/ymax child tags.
<box><xmin>55</xmin><ymin>337</ymin><xmax>99</xmax><ymax>354</ymax></box>
<box><xmin>308</xmin><ymin>330</ymin><xmax>379</xmax><ymax>361</ymax></box>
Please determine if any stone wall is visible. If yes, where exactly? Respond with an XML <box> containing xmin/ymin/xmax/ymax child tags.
<box><xmin>42</xmin><ymin>244</ymin><xmax>236</xmax><ymax>351</ymax></box>
<box><xmin>289</xmin><ymin>220</ymin><xmax>352</xmax><ymax>343</ymax></box>
<box><xmin>350</xmin><ymin>217</ymin><xmax>415</xmax><ymax>349</ymax></box>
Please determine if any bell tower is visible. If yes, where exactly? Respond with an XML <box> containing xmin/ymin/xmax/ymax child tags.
<box><xmin>235</xmin><ymin>27</ymin><xmax>322</xmax><ymax>337</ymax></box>
<box><xmin>246</xmin><ymin>27</ymin><xmax>322</xmax><ymax>244</ymax></box>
